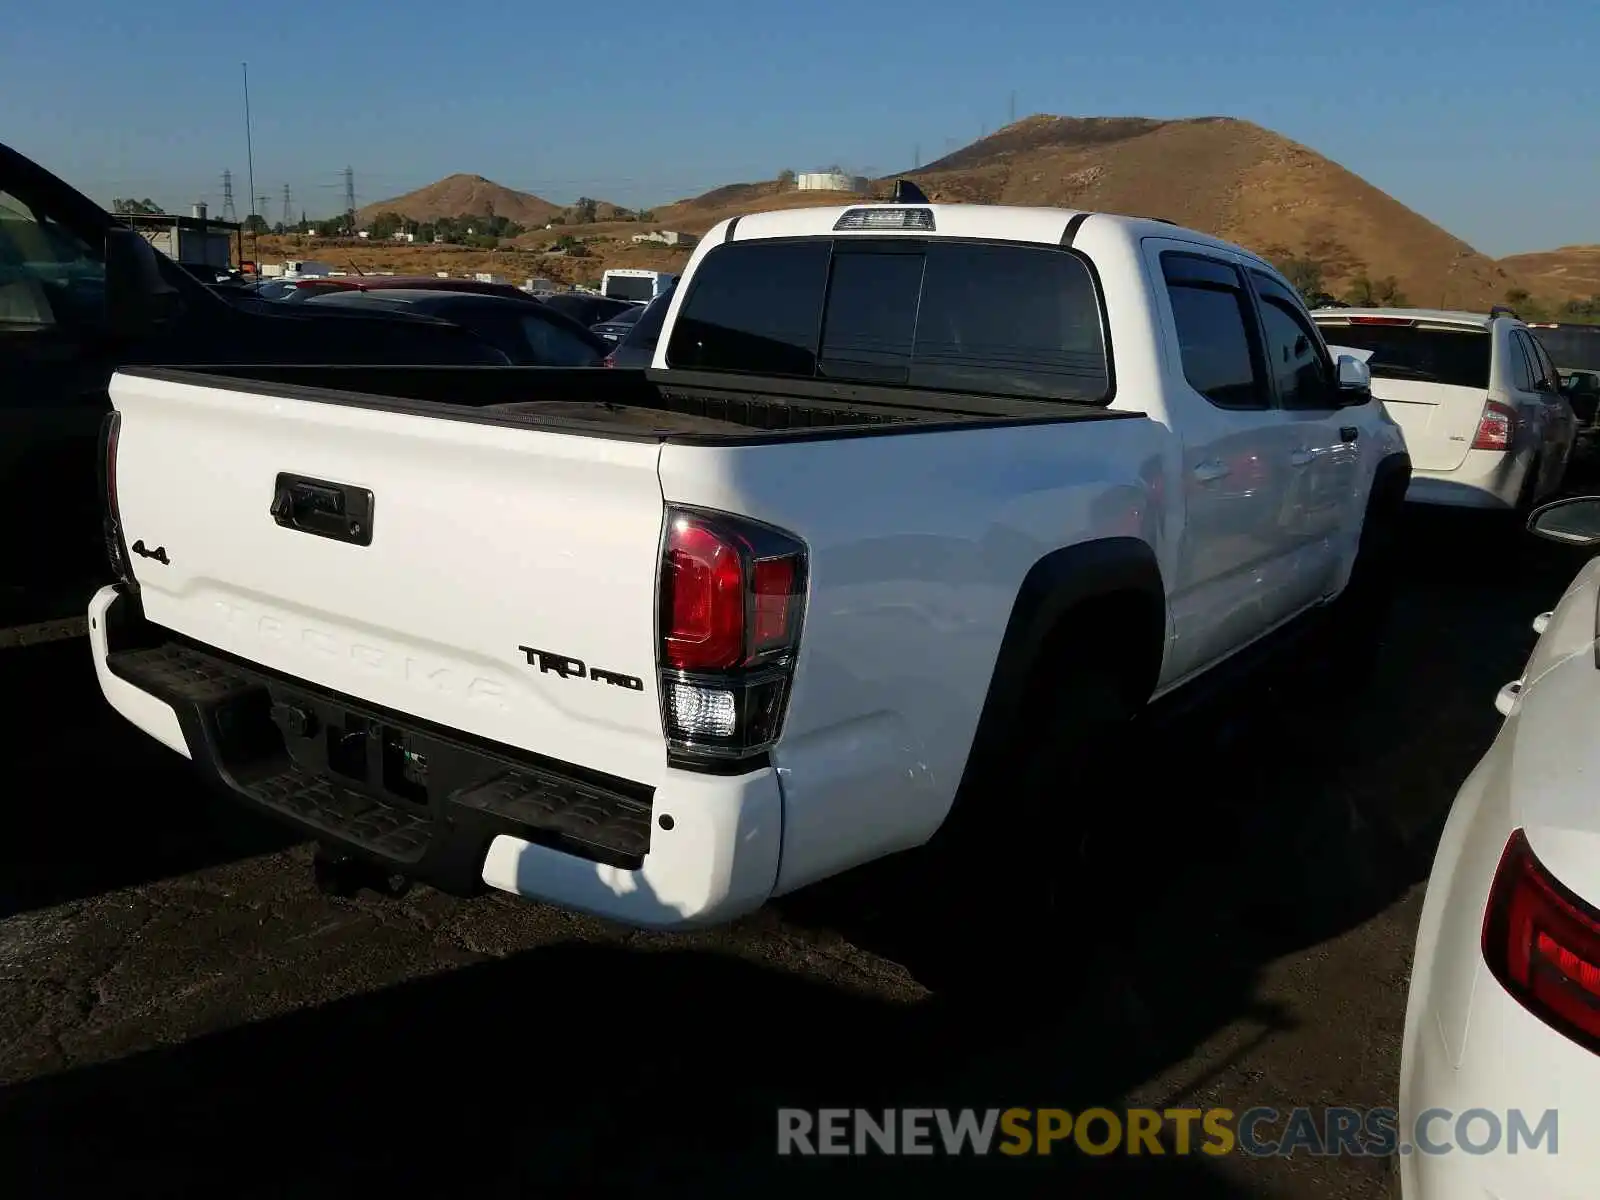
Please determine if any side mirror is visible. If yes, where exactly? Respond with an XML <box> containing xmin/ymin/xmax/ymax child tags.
<box><xmin>1527</xmin><ymin>495</ymin><xmax>1600</xmax><ymax>547</ymax></box>
<box><xmin>1334</xmin><ymin>353</ymin><xmax>1373</xmax><ymax>406</ymax></box>
<box><xmin>104</xmin><ymin>227</ymin><xmax>182</xmax><ymax>340</ymax></box>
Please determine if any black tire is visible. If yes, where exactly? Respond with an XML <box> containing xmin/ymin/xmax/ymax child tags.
<box><xmin>916</xmin><ymin>655</ymin><xmax>1140</xmax><ymax>993</ymax></box>
<box><xmin>1319</xmin><ymin>489</ymin><xmax>1402</xmax><ymax>696</ymax></box>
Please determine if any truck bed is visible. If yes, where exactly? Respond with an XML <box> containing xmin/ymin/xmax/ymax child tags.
<box><xmin>122</xmin><ymin>364</ymin><xmax>1143</xmax><ymax>445</ymax></box>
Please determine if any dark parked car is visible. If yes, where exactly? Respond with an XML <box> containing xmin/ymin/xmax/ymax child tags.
<box><xmin>1560</xmin><ymin>368</ymin><xmax>1600</xmax><ymax>428</ymax></box>
<box><xmin>602</xmin><ymin>284</ymin><xmax>674</xmax><ymax>369</ymax></box>
<box><xmin>540</xmin><ymin>292</ymin><xmax>637</xmax><ymax>327</ymax></box>
<box><xmin>591</xmin><ymin>303</ymin><xmax>647</xmax><ymax>343</ymax></box>
<box><xmin>303</xmin><ymin>288</ymin><xmax>612</xmax><ymax>365</ymax></box>
<box><xmin>1</xmin><ymin>139</ymin><xmax>513</xmax><ymax>630</ymax></box>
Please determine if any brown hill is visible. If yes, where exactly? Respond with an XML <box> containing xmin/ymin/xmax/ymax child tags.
<box><xmin>655</xmin><ymin>115</ymin><xmax>1521</xmax><ymax>309</ymax></box>
<box><xmin>357</xmin><ymin>173</ymin><xmax>563</xmax><ymax>227</ymax></box>
<box><xmin>1497</xmin><ymin>245</ymin><xmax>1600</xmax><ymax>303</ymax></box>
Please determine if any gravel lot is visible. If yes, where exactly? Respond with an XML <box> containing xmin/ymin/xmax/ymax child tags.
<box><xmin>1</xmin><ymin>499</ymin><xmax>1595</xmax><ymax>1198</ymax></box>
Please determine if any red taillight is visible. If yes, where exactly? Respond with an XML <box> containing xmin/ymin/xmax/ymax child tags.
<box><xmin>663</xmin><ymin>522</ymin><xmax>746</xmax><ymax>671</ymax></box>
<box><xmin>1483</xmin><ymin>829</ymin><xmax>1600</xmax><ymax>1052</ymax></box>
<box><xmin>1471</xmin><ymin>400</ymin><xmax>1517</xmax><ymax>451</ymax></box>
<box><xmin>658</xmin><ymin>508</ymin><xmax>807</xmax><ymax>760</ymax></box>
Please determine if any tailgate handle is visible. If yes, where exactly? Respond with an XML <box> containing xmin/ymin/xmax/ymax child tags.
<box><xmin>270</xmin><ymin>474</ymin><xmax>374</xmax><ymax>547</ymax></box>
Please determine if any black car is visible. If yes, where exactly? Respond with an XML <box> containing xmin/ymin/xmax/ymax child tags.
<box><xmin>603</xmin><ymin>285</ymin><xmax>674</xmax><ymax>369</ymax></box>
<box><xmin>303</xmin><ymin>289</ymin><xmax>612</xmax><ymax>365</ymax></box>
<box><xmin>539</xmin><ymin>292</ymin><xmax>637</xmax><ymax>328</ymax></box>
<box><xmin>1</xmin><ymin>138</ymin><xmax>516</xmax><ymax>630</ymax></box>
<box><xmin>591</xmin><ymin>303</ymin><xmax>647</xmax><ymax>343</ymax></box>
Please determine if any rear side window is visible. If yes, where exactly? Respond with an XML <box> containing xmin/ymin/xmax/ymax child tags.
<box><xmin>1310</xmin><ymin>322</ymin><xmax>1491</xmax><ymax>389</ymax></box>
<box><xmin>665</xmin><ymin>238</ymin><xmax>1110</xmax><ymax>403</ymax></box>
<box><xmin>1508</xmin><ymin>331</ymin><xmax>1536</xmax><ymax>391</ymax></box>
<box><xmin>1161</xmin><ymin>252</ymin><xmax>1267</xmax><ymax>410</ymax></box>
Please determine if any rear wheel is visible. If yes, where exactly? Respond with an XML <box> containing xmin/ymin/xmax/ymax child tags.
<box><xmin>917</xmin><ymin>652</ymin><xmax>1141</xmax><ymax>993</ymax></box>
<box><xmin>1319</xmin><ymin>482</ymin><xmax>1403</xmax><ymax>696</ymax></box>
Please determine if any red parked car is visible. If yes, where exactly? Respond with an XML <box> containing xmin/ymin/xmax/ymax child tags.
<box><xmin>285</xmin><ymin>276</ymin><xmax>539</xmax><ymax>303</ymax></box>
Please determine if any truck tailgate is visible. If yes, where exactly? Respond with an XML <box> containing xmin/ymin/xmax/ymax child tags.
<box><xmin>109</xmin><ymin>370</ymin><xmax>671</xmax><ymax>787</ymax></box>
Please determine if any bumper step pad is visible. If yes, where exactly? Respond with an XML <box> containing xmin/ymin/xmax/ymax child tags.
<box><xmin>105</xmin><ymin>639</ymin><xmax>653</xmax><ymax>880</ymax></box>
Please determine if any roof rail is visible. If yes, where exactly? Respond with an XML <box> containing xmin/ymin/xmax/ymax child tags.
<box><xmin>1488</xmin><ymin>304</ymin><xmax>1519</xmax><ymax>320</ymax></box>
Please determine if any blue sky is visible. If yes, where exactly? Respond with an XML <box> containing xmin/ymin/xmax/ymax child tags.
<box><xmin>4</xmin><ymin>0</ymin><xmax>1595</xmax><ymax>256</ymax></box>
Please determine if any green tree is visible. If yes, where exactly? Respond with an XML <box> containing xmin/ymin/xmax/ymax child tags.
<box><xmin>242</xmin><ymin>214</ymin><xmax>270</xmax><ymax>234</ymax></box>
<box><xmin>1272</xmin><ymin>255</ymin><xmax>1325</xmax><ymax>298</ymax></box>
<box><xmin>112</xmin><ymin>198</ymin><xmax>161</xmax><ymax>215</ymax></box>
<box><xmin>368</xmin><ymin>211</ymin><xmax>404</xmax><ymax>239</ymax></box>
<box><xmin>574</xmin><ymin>197</ymin><xmax>598</xmax><ymax>224</ymax></box>
<box><xmin>1343</xmin><ymin>275</ymin><xmax>1407</xmax><ymax>307</ymax></box>
<box><xmin>777</xmin><ymin>169</ymin><xmax>796</xmax><ymax>188</ymax></box>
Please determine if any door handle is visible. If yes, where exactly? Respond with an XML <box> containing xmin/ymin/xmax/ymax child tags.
<box><xmin>1339</xmin><ymin>426</ymin><xmax>1359</xmax><ymax>444</ymax></box>
<box><xmin>1289</xmin><ymin>449</ymin><xmax>1315</xmax><ymax>467</ymax></box>
<box><xmin>1192</xmin><ymin>460</ymin><xmax>1230</xmax><ymax>483</ymax></box>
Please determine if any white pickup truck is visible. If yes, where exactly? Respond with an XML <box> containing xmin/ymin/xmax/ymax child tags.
<box><xmin>90</xmin><ymin>198</ymin><xmax>1410</xmax><ymax>928</ymax></box>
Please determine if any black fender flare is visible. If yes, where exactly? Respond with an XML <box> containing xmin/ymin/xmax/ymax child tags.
<box><xmin>955</xmin><ymin>536</ymin><xmax>1166</xmax><ymax>797</ymax></box>
<box><xmin>1369</xmin><ymin>451</ymin><xmax>1412</xmax><ymax>516</ymax></box>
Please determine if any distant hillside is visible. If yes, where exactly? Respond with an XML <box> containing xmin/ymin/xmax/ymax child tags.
<box><xmin>357</xmin><ymin>173</ymin><xmax>564</xmax><ymax>227</ymax></box>
<box><xmin>1498</xmin><ymin>245</ymin><xmax>1600</xmax><ymax>303</ymax></box>
<box><xmin>654</xmin><ymin>115</ymin><xmax>1520</xmax><ymax>309</ymax></box>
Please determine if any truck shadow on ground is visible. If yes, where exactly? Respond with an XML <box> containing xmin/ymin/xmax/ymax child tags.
<box><xmin>1</xmin><ymin>497</ymin><xmax>1592</xmax><ymax>1199</ymax></box>
<box><xmin>0</xmin><ymin>937</ymin><xmax>1273</xmax><ymax>1199</ymax></box>
<box><xmin>0</xmin><ymin>640</ymin><xmax>298</xmax><ymax>922</ymax></box>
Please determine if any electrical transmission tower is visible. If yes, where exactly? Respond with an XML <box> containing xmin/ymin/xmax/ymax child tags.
<box><xmin>281</xmin><ymin>184</ymin><xmax>292</xmax><ymax>229</ymax></box>
<box><xmin>256</xmin><ymin>196</ymin><xmax>270</xmax><ymax>227</ymax></box>
<box><xmin>342</xmin><ymin>166</ymin><xmax>356</xmax><ymax>231</ymax></box>
<box><xmin>220</xmin><ymin>170</ymin><xmax>237</xmax><ymax>223</ymax></box>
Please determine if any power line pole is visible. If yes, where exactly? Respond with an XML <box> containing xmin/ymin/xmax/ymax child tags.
<box><xmin>281</xmin><ymin>184</ymin><xmax>292</xmax><ymax>229</ymax></box>
<box><xmin>220</xmin><ymin>170</ymin><xmax>237</xmax><ymax>223</ymax></box>
<box><xmin>343</xmin><ymin>166</ymin><xmax>356</xmax><ymax>232</ymax></box>
<box><xmin>913</xmin><ymin>143</ymin><xmax>920</xmax><ymax>168</ymax></box>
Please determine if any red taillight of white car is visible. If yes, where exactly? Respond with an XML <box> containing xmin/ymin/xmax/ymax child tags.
<box><xmin>657</xmin><ymin>507</ymin><xmax>807</xmax><ymax>764</ymax></box>
<box><xmin>1470</xmin><ymin>400</ymin><xmax>1518</xmax><ymax>451</ymax></box>
<box><xmin>1483</xmin><ymin>828</ymin><xmax>1600</xmax><ymax>1053</ymax></box>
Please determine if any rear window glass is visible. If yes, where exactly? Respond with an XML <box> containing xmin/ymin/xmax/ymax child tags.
<box><xmin>1313</xmin><ymin>323</ymin><xmax>1490</xmax><ymax>389</ymax></box>
<box><xmin>665</xmin><ymin>238</ymin><xmax>1109</xmax><ymax>403</ymax></box>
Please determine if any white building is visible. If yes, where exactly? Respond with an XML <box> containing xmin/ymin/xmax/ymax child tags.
<box><xmin>795</xmin><ymin>172</ymin><xmax>869</xmax><ymax>193</ymax></box>
<box><xmin>631</xmin><ymin>230</ymin><xmax>698</xmax><ymax>248</ymax></box>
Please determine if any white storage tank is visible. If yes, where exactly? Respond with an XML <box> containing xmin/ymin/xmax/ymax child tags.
<box><xmin>795</xmin><ymin>172</ymin><xmax>869</xmax><ymax>193</ymax></box>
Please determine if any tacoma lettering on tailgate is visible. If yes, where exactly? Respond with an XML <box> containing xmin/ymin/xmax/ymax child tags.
<box><xmin>211</xmin><ymin>599</ymin><xmax>511</xmax><ymax>708</ymax></box>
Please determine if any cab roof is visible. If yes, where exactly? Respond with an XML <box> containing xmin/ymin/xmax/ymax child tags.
<box><xmin>714</xmin><ymin>203</ymin><xmax>1251</xmax><ymax>258</ymax></box>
